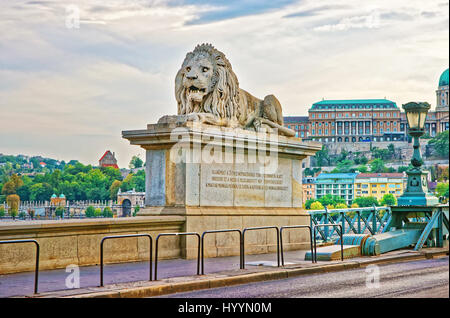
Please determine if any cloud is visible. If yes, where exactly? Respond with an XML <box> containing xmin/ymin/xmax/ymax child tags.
<box><xmin>0</xmin><ymin>0</ymin><xmax>448</xmax><ymax>167</ymax></box>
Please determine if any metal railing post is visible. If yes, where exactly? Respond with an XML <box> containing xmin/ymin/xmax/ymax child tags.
<box><xmin>313</xmin><ymin>224</ymin><xmax>343</xmax><ymax>263</ymax></box>
<box><xmin>0</xmin><ymin>239</ymin><xmax>40</xmax><ymax>294</ymax></box>
<box><xmin>99</xmin><ymin>234</ymin><xmax>153</xmax><ymax>287</ymax></box>
<box><xmin>242</xmin><ymin>226</ymin><xmax>280</xmax><ymax>269</ymax></box>
<box><xmin>200</xmin><ymin>229</ymin><xmax>243</xmax><ymax>274</ymax></box>
<box><xmin>279</xmin><ymin>225</ymin><xmax>314</xmax><ymax>265</ymax></box>
<box><xmin>154</xmin><ymin>232</ymin><xmax>201</xmax><ymax>280</ymax></box>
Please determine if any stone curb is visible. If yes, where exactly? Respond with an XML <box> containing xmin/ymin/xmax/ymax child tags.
<box><xmin>41</xmin><ymin>249</ymin><xmax>447</xmax><ymax>298</ymax></box>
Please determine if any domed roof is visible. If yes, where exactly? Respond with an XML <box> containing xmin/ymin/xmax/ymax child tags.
<box><xmin>51</xmin><ymin>194</ymin><xmax>57</xmax><ymax>198</ymax></box>
<box><xmin>439</xmin><ymin>68</ymin><xmax>449</xmax><ymax>87</ymax></box>
<box><xmin>59</xmin><ymin>194</ymin><xmax>65</xmax><ymax>198</ymax></box>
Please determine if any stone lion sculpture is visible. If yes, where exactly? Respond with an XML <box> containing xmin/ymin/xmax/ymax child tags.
<box><xmin>175</xmin><ymin>43</ymin><xmax>295</xmax><ymax>137</ymax></box>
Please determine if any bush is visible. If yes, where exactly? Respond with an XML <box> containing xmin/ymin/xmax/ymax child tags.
<box><xmin>85</xmin><ymin>206</ymin><xmax>95</xmax><ymax>218</ymax></box>
<box><xmin>55</xmin><ymin>206</ymin><xmax>65</xmax><ymax>217</ymax></box>
<box><xmin>326</xmin><ymin>204</ymin><xmax>334</xmax><ymax>209</ymax></box>
<box><xmin>310</xmin><ymin>201</ymin><xmax>324</xmax><ymax>210</ymax></box>
<box><xmin>335</xmin><ymin>203</ymin><xmax>348</xmax><ymax>209</ymax></box>
<box><xmin>380</xmin><ymin>193</ymin><xmax>397</xmax><ymax>206</ymax></box>
<box><xmin>0</xmin><ymin>206</ymin><xmax>5</xmax><ymax>217</ymax></box>
<box><xmin>102</xmin><ymin>207</ymin><xmax>113</xmax><ymax>218</ymax></box>
<box><xmin>94</xmin><ymin>208</ymin><xmax>102</xmax><ymax>217</ymax></box>
<box><xmin>18</xmin><ymin>211</ymin><xmax>27</xmax><ymax>219</ymax></box>
<box><xmin>351</xmin><ymin>203</ymin><xmax>359</xmax><ymax>208</ymax></box>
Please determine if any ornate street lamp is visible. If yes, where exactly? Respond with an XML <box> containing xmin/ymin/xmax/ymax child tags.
<box><xmin>398</xmin><ymin>102</ymin><xmax>439</xmax><ymax>206</ymax></box>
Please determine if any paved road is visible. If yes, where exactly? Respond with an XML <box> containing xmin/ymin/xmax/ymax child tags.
<box><xmin>158</xmin><ymin>257</ymin><xmax>449</xmax><ymax>298</ymax></box>
<box><xmin>0</xmin><ymin>250</ymin><xmax>288</xmax><ymax>297</ymax></box>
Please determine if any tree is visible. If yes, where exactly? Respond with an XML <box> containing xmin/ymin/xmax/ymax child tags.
<box><xmin>336</xmin><ymin>159</ymin><xmax>354</xmax><ymax>173</ymax></box>
<box><xmin>129</xmin><ymin>155</ymin><xmax>143</xmax><ymax>169</ymax></box>
<box><xmin>109</xmin><ymin>180</ymin><xmax>122</xmax><ymax>200</ymax></box>
<box><xmin>428</xmin><ymin>130</ymin><xmax>449</xmax><ymax>157</ymax></box>
<box><xmin>314</xmin><ymin>146</ymin><xmax>330</xmax><ymax>167</ymax></box>
<box><xmin>353</xmin><ymin>196</ymin><xmax>379</xmax><ymax>207</ymax></box>
<box><xmin>29</xmin><ymin>183</ymin><xmax>53</xmax><ymax>201</ymax></box>
<box><xmin>380</xmin><ymin>193</ymin><xmax>397</xmax><ymax>206</ymax></box>
<box><xmin>357</xmin><ymin>165</ymin><xmax>368</xmax><ymax>173</ymax></box>
<box><xmin>318</xmin><ymin>194</ymin><xmax>346</xmax><ymax>207</ymax></box>
<box><xmin>1</xmin><ymin>180</ymin><xmax>16</xmax><ymax>195</ymax></box>
<box><xmin>436</xmin><ymin>183</ymin><xmax>449</xmax><ymax>198</ymax></box>
<box><xmin>6</xmin><ymin>194</ymin><xmax>20</xmax><ymax>219</ymax></box>
<box><xmin>304</xmin><ymin>198</ymin><xmax>316</xmax><ymax>210</ymax></box>
<box><xmin>310</xmin><ymin>201</ymin><xmax>324</xmax><ymax>210</ymax></box>
<box><xmin>370</xmin><ymin>159</ymin><xmax>386</xmax><ymax>173</ymax></box>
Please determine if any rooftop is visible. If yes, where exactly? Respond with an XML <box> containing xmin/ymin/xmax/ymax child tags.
<box><xmin>310</xmin><ymin>99</ymin><xmax>397</xmax><ymax>110</ymax></box>
<box><xmin>316</xmin><ymin>173</ymin><xmax>358</xmax><ymax>179</ymax></box>
<box><xmin>356</xmin><ymin>173</ymin><xmax>404</xmax><ymax>178</ymax></box>
<box><xmin>438</xmin><ymin>68</ymin><xmax>449</xmax><ymax>87</ymax></box>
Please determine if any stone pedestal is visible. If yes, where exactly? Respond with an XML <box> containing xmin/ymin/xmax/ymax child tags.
<box><xmin>122</xmin><ymin>116</ymin><xmax>322</xmax><ymax>258</ymax></box>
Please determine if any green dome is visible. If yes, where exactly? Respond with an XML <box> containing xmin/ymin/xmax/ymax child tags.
<box><xmin>51</xmin><ymin>194</ymin><xmax>57</xmax><ymax>198</ymax></box>
<box><xmin>439</xmin><ymin>68</ymin><xmax>449</xmax><ymax>87</ymax></box>
<box><xmin>59</xmin><ymin>194</ymin><xmax>65</xmax><ymax>198</ymax></box>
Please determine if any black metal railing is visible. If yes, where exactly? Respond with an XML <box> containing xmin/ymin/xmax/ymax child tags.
<box><xmin>0</xmin><ymin>239</ymin><xmax>40</xmax><ymax>293</ymax></box>
<box><xmin>154</xmin><ymin>232</ymin><xmax>201</xmax><ymax>280</ymax></box>
<box><xmin>242</xmin><ymin>226</ymin><xmax>280</xmax><ymax>269</ymax></box>
<box><xmin>313</xmin><ymin>224</ymin><xmax>343</xmax><ymax>262</ymax></box>
<box><xmin>201</xmin><ymin>229</ymin><xmax>243</xmax><ymax>274</ymax></box>
<box><xmin>280</xmin><ymin>225</ymin><xmax>314</xmax><ymax>265</ymax></box>
<box><xmin>99</xmin><ymin>234</ymin><xmax>153</xmax><ymax>287</ymax></box>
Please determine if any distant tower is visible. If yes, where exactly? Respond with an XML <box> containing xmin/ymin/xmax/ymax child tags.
<box><xmin>99</xmin><ymin>150</ymin><xmax>119</xmax><ymax>169</ymax></box>
<box><xmin>435</xmin><ymin>68</ymin><xmax>449</xmax><ymax>133</ymax></box>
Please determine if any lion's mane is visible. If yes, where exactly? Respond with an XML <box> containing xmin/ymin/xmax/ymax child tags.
<box><xmin>175</xmin><ymin>44</ymin><xmax>241</xmax><ymax>121</ymax></box>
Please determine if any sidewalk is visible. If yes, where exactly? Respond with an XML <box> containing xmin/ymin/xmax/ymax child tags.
<box><xmin>2</xmin><ymin>247</ymin><xmax>448</xmax><ymax>298</ymax></box>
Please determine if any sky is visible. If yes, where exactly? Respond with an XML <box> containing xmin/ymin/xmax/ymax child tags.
<box><xmin>0</xmin><ymin>0</ymin><xmax>448</xmax><ymax>168</ymax></box>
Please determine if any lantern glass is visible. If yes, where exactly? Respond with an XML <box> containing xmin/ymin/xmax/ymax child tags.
<box><xmin>406</xmin><ymin>111</ymin><xmax>420</xmax><ymax>130</ymax></box>
<box><xmin>403</xmin><ymin>102</ymin><xmax>431</xmax><ymax>131</ymax></box>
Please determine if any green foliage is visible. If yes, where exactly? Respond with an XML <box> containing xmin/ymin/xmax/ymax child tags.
<box><xmin>314</xmin><ymin>146</ymin><xmax>330</xmax><ymax>167</ymax></box>
<box><xmin>335</xmin><ymin>203</ymin><xmax>348</xmax><ymax>209</ymax></box>
<box><xmin>109</xmin><ymin>180</ymin><xmax>122</xmax><ymax>200</ymax></box>
<box><xmin>0</xmin><ymin>157</ymin><xmax>129</xmax><ymax>202</ymax></box>
<box><xmin>129</xmin><ymin>155</ymin><xmax>144</xmax><ymax>169</ymax></box>
<box><xmin>102</xmin><ymin>207</ymin><xmax>113</xmax><ymax>218</ymax></box>
<box><xmin>85</xmin><ymin>206</ymin><xmax>95</xmax><ymax>218</ymax></box>
<box><xmin>436</xmin><ymin>183</ymin><xmax>449</xmax><ymax>198</ymax></box>
<box><xmin>55</xmin><ymin>206</ymin><xmax>65</xmax><ymax>217</ymax></box>
<box><xmin>380</xmin><ymin>193</ymin><xmax>397</xmax><ymax>206</ymax></box>
<box><xmin>353</xmin><ymin>196</ymin><xmax>379</xmax><ymax>207</ymax></box>
<box><xmin>0</xmin><ymin>206</ymin><xmax>5</xmax><ymax>217</ymax></box>
<box><xmin>304</xmin><ymin>198</ymin><xmax>316</xmax><ymax>209</ymax></box>
<box><xmin>428</xmin><ymin>131</ymin><xmax>449</xmax><ymax>157</ymax></box>
<box><xmin>6</xmin><ymin>194</ymin><xmax>20</xmax><ymax>218</ymax></box>
<box><xmin>94</xmin><ymin>208</ymin><xmax>102</xmax><ymax>217</ymax></box>
<box><xmin>357</xmin><ymin>165</ymin><xmax>368</xmax><ymax>173</ymax></box>
<box><xmin>370</xmin><ymin>159</ymin><xmax>387</xmax><ymax>173</ymax></box>
<box><xmin>336</xmin><ymin>159</ymin><xmax>354</xmax><ymax>173</ymax></box>
<box><xmin>318</xmin><ymin>194</ymin><xmax>346</xmax><ymax>207</ymax></box>
<box><xmin>310</xmin><ymin>201</ymin><xmax>324</xmax><ymax>210</ymax></box>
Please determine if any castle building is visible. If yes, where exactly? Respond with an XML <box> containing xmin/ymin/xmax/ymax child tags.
<box><xmin>284</xmin><ymin>68</ymin><xmax>449</xmax><ymax>143</ymax></box>
<box><xmin>99</xmin><ymin>150</ymin><xmax>119</xmax><ymax>169</ymax></box>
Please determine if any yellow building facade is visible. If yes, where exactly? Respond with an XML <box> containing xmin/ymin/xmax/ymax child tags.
<box><xmin>355</xmin><ymin>173</ymin><xmax>405</xmax><ymax>202</ymax></box>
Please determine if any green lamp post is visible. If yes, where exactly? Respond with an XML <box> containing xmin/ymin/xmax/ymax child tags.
<box><xmin>398</xmin><ymin>102</ymin><xmax>439</xmax><ymax>206</ymax></box>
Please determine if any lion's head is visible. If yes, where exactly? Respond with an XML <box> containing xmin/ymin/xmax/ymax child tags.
<box><xmin>175</xmin><ymin>43</ymin><xmax>240</xmax><ymax>120</ymax></box>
